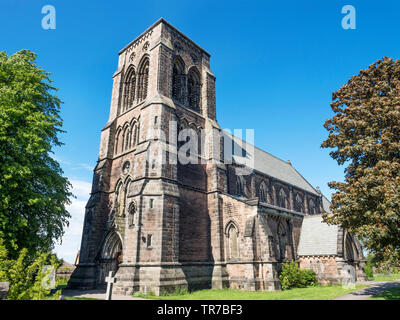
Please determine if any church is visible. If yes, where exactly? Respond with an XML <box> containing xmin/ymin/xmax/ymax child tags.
<box><xmin>68</xmin><ymin>18</ymin><xmax>367</xmax><ymax>295</ymax></box>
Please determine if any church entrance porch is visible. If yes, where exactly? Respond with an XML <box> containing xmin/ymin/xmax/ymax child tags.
<box><xmin>97</xmin><ymin>232</ymin><xmax>123</xmax><ymax>287</ymax></box>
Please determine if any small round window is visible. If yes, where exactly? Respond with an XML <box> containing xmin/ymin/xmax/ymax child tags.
<box><xmin>122</xmin><ymin>161</ymin><xmax>131</xmax><ymax>175</ymax></box>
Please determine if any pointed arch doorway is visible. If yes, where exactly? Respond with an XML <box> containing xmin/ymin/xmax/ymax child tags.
<box><xmin>98</xmin><ymin>232</ymin><xmax>123</xmax><ymax>285</ymax></box>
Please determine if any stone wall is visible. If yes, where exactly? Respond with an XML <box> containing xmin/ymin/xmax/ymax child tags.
<box><xmin>299</xmin><ymin>256</ymin><xmax>342</xmax><ymax>285</ymax></box>
<box><xmin>0</xmin><ymin>282</ymin><xmax>9</xmax><ymax>300</ymax></box>
<box><xmin>69</xmin><ymin>19</ymin><xmax>356</xmax><ymax>296</ymax></box>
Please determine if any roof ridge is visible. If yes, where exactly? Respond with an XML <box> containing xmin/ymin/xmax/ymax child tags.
<box><xmin>223</xmin><ymin>130</ymin><xmax>319</xmax><ymax>195</ymax></box>
<box><xmin>322</xmin><ymin>194</ymin><xmax>331</xmax><ymax>202</ymax></box>
<box><xmin>288</xmin><ymin>163</ymin><xmax>319</xmax><ymax>194</ymax></box>
<box><xmin>223</xmin><ymin>130</ymin><xmax>290</xmax><ymax>165</ymax></box>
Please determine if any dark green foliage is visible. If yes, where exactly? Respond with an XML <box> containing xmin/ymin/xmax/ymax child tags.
<box><xmin>279</xmin><ymin>261</ymin><xmax>318</xmax><ymax>290</ymax></box>
<box><xmin>0</xmin><ymin>50</ymin><xmax>72</xmax><ymax>258</ymax></box>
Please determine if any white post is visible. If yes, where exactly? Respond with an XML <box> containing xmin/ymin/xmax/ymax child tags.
<box><xmin>105</xmin><ymin>271</ymin><xmax>116</xmax><ymax>300</ymax></box>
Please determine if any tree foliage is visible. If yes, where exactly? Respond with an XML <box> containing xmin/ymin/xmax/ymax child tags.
<box><xmin>0</xmin><ymin>238</ymin><xmax>61</xmax><ymax>300</ymax></box>
<box><xmin>322</xmin><ymin>57</ymin><xmax>400</xmax><ymax>266</ymax></box>
<box><xmin>0</xmin><ymin>50</ymin><xmax>72</xmax><ymax>258</ymax></box>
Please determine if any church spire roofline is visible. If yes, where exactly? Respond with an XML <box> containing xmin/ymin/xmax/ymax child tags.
<box><xmin>119</xmin><ymin>18</ymin><xmax>211</xmax><ymax>57</ymax></box>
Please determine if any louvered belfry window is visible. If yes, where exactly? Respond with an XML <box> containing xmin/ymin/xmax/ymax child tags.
<box><xmin>172</xmin><ymin>58</ymin><xmax>185</xmax><ymax>104</ymax></box>
<box><xmin>123</xmin><ymin>67</ymin><xmax>136</xmax><ymax>112</ymax></box>
<box><xmin>137</xmin><ymin>58</ymin><xmax>149</xmax><ymax>102</ymax></box>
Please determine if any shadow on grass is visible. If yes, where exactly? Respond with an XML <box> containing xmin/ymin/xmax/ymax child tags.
<box><xmin>352</xmin><ymin>283</ymin><xmax>400</xmax><ymax>298</ymax></box>
<box><xmin>134</xmin><ymin>285</ymin><xmax>367</xmax><ymax>300</ymax></box>
<box><xmin>370</xmin><ymin>287</ymin><xmax>400</xmax><ymax>300</ymax></box>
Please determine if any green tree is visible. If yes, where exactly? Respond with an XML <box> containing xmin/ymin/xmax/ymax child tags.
<box><xmin>0</xmin><ymin>50</ymin><xmax>72</xmax><ymax>258</ymax></box>
<box><xmin>0</xmin><ymin>239</ymin><xmax>61</xmax><ymax>300</ymax></box>
<box><xmin>322</xmin><ymin>57</ymin><xmax>400</xmax><ymax>266</ymax></box>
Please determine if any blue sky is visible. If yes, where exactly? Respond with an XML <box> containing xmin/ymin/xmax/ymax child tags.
<box><xmin>1</xmin><ymin>0</ymin><xmax>400</xmax><ymax>262</ymax></box>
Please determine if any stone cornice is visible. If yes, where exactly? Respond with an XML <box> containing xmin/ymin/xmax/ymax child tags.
<box><xmin>118</xmin><ymin>18</ymin><xmax>211</xmax><ymax>57</ymax></box>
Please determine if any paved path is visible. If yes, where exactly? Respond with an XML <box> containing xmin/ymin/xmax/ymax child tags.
<box><xmin>333</xmin><ymin>280</ymin><xmax>400</xmax><ymax>300</ymax></box>
<box><xmin>61</xmin><ymin>289</ymin><xmax>147</xmax><ymax>300</ymax></box>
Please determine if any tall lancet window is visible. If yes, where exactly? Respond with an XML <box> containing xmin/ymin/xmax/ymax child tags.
<box><xmin>123</xmin><ymin>67</ymin><xmax>136</xmax><ymax>112</ymax></box>
<box><xmin>137</xmin><ymin>57</ymin><xmax>149</xmax><ymax>102</ymax></box>
<box><xmin>236</xmin><ymin>176</ymin><xmax>245</xmax><ymax>197</ymax></box>
<box><xmin>259</xmin><ymin>182</ymin><xmax>267</xmax><ymax>203</ymax></box>
<box><xmin>172</xmin><ymin>57</ymin><xmax>185</xmax><ymax>104</ymax></box>
<box><xmin>122</xmin><ymin>125</ymin><xmax>130</xmax><ymax>152</ymax></box>
<box><xmin>278</xmin><ymin>188</ymin><xmax>287</xmax><ymax>209</ymax></box>
<box><xmin>295</xmin><ymin>194</ymin><xmax>304</xmax><ymax>212</ymax></box>
<box><xmin>309</xmin><ymin>198</ymin><xmax>316</xmax><ymax>214</ymax></box>
<box><xmin>115</xmin><ymin>183</ymin><xmax>126</xmax><ymax>217</ymax></box>
<box><xmin>115</xmin><ymin>128</ymin><xmax>121</xmax><ymax>155</ymax></box>
<box><xmin>131</xmin><ymin>122</ymin><xmax>139</xmax><ymax>147</ymax></box>
<box><xmin>187</xmin><ymin>67</ymin><xmax>201</xmax><ymax>111</ymax></box>
<box><xmin>277</xmin><ymin>222</ymin><xmax>287</xmax><ymax>261</ymax></box>
<box><xmin>227</xmin><ymin>223</ymin><xmax>239</xmax><ymax>259</ymax></box>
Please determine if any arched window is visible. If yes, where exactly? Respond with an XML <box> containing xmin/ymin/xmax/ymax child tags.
<box><xmin>187</xmin><ymin>67</ymin><xmax>201</xmax><ymax>110</ymax></box>
<box><xmin>295</xmin><ymin>194</ymin><xmax>304</xmax><ymax>212</ymax></box>
<box><xmin>227</xmin><ymin>223</ymin><xmax>239</xmax><ymax>259</ymax></box>
<box><xmin>309</xmin><ymin>199</ymin><xmax>316</xmax><ymax>214</ymax></box>
<box><xmin>179</xmin><ymin>118</ymin><xmax>189</xmax><ymax>133</ymax></box>
<box><xmin>115</xmin><ymin>128</ymin><xmax>121</xmax><ymax>155</ymax></box>
<box><xmin>277</xmin><ymin>222</ymin><xmax>287</xmax><ymax>261</ymax></box>
<box><xmin>131</xmin><ymin>122</ymin><xmax>139</xmax><ymax>147</ymax></box>
<box><xmin>236</xmin><ymin>176</ymin><xmax>245</xmax><ymax>197</ymax></box>
<box><xmin>123</xmin><ymin>67</ymin><xmax>136</xmax><ymax>112</ymax></box>
<box><xmin>122</xmin><ymin>125</ymin><xmax>130</xmax><ymax>152</ymax></box>
<box><xmin>172</xmin><ymin>57</ymin><xmax>185</xmax><ymax>104</ymax></box>
<box><xmin>115</xmin><ymin>183</ymin><xmax>126</xmax><ymax>217</ymax></box>
<box><xmin>197</xmin><ymin>126</ymin><xmax>203</xmax><ymax>157</ymax></box>
<box><xmin>259</xmin><ymin>182</ymin><xmax>267</xmax><ymax>203</ymax></box>
<box><xmin>125</xmin><ymin>129</ymin><xmax>131</xmax><ymax>150</ymax></box>
<box><xmin>278</xmin><ymin>188</ymin><xmax>287</xmax><ymax>208</ymax></box>
<box><xmin>137</xmin><ymin>57</ymin><xmax>149</xmax><ymax>102</ymax></box>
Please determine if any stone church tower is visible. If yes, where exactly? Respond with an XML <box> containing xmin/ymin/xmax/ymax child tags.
<box><xmin>68</xmin><ymin>18</ymin><xmax>366</xmax><ymax>295</ymax></box>
<box><xmin>69</xmin><ymin>18</ymin><xmax>224</xmax><ymax>295</ymax></box>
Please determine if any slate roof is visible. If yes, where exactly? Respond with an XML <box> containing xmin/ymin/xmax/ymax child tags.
<box><xmin>297</xmin><ymin>214</ymin><xmax>339</xmax><ymax>256</ymax></box>
<box><xmin>322</xmin><ymin>195</ymin><xmax>332</xmax><ymax>214</ymax></box>
<box><xmin>222</xmin><ymin>131</ymin><xmax>319</xmax><ymax>195</ymax></box>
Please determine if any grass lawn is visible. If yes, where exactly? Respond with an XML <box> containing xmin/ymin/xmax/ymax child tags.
<box><xmin>369</xmin><ymin>287</ymin><xmax>400</xmax><ymax>300</ymax></box>
<box><xmin>136</xmin><ymin>285</ymin><xmax>367</xmax><ymax>300</ymax></box>
<box><xmin>371</xmin><ymin>274</ymin><xmax>400</xmax><ymax>282</ymax></box>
